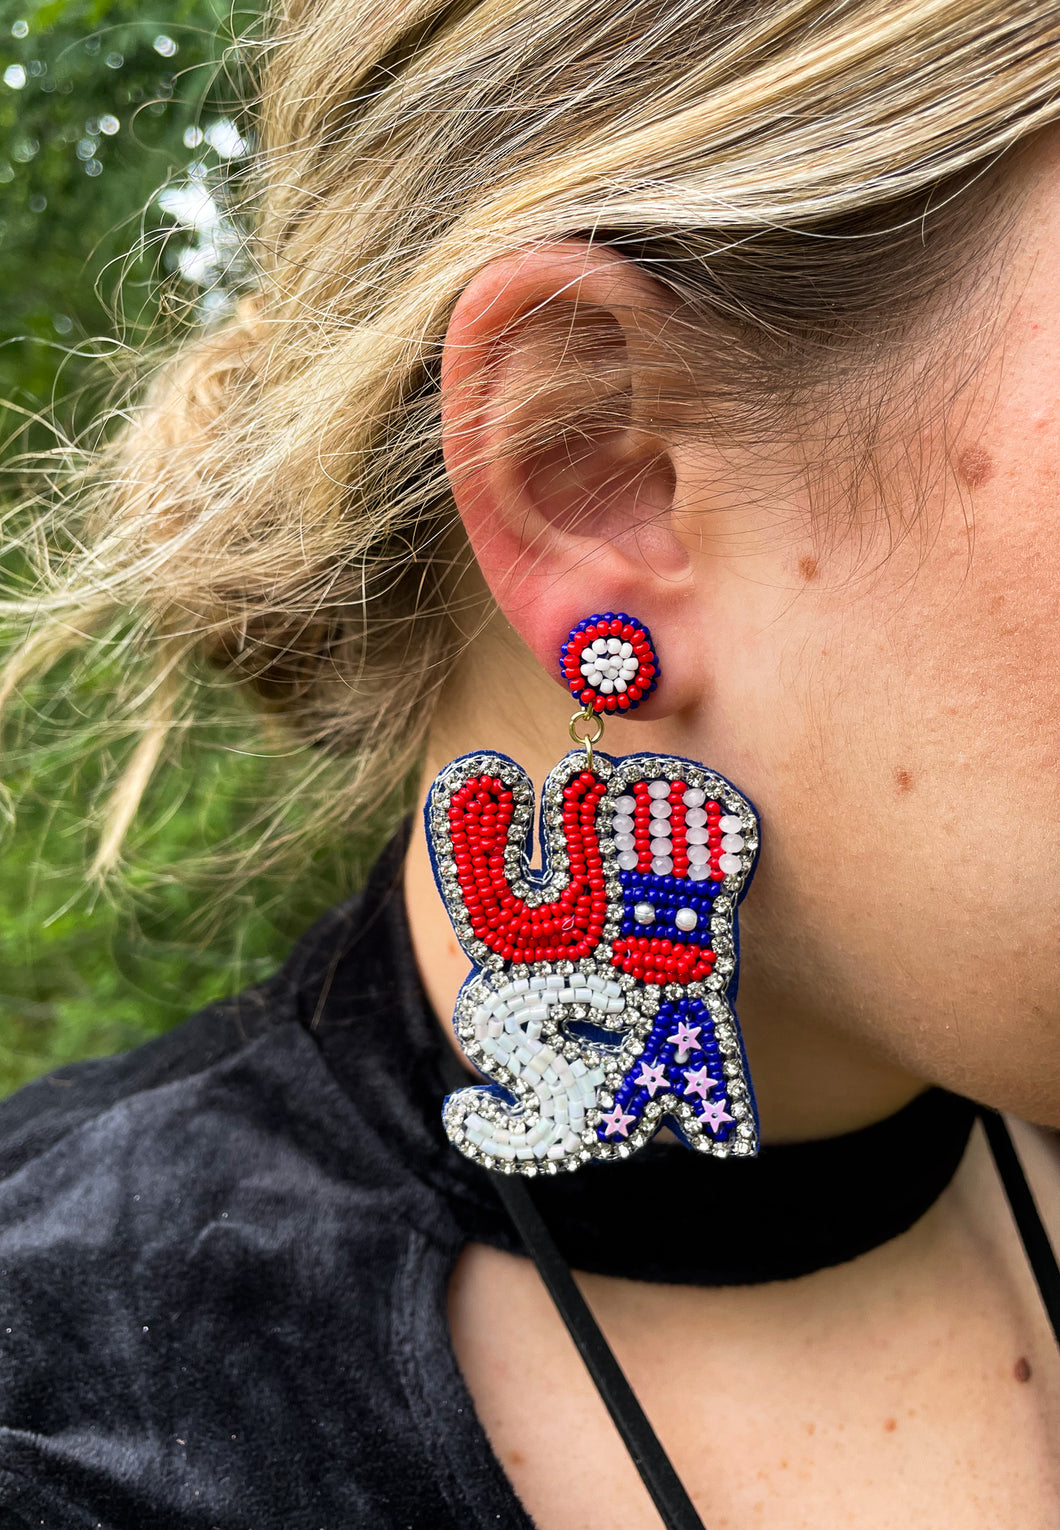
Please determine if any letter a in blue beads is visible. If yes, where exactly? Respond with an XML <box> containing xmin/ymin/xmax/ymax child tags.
<box><xmin>424</xmin><ymin>613</ymin><xmax>760</xmax><ymax>1175</ymax></box>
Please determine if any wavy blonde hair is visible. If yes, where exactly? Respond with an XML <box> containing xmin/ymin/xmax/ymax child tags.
<box><xmin>3</xmin><ymin>0</ymin><xmax>1059</xmax><ymax>879</ymax></box>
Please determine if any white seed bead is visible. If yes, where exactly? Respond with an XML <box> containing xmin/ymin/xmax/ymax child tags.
<box><xmin>684</xmin><ymin>807</ymin><xmax>707</xmax><ymax>829</ymax></box>
<box><xmin>687</xmin><ymin>844</ymin><xmax>710</xmax><ymax>864</ymax></box>
<box><xmin>650</xmin><ymin>837</ymin><xmax>673</xmax><ymax>857</ymax></box>
<box><xmin>598</xmin><ymin>678</ymin><xmax>614</xmax><ymax>694</ymax></box>
<box><xmin>648</xmin><ymin>780</ymin><xmax>671</xmax><ymax>798</ymax></box>
<box><xmin>721</xmin><ymin>833</ymin><xmax>745</xmax><ymax>852</ymax></box>
<box><xmin>683</xmin><ymin>789</ymin><xmax>706</xmax><ymax>808</ymax></box>
<box><xmin>617</xmin><ymin>851</ymin><xmax>639</xmax><ymax>870</ymax></box>
<box><xmin>611</xmin><ymin>814</ymin><xmax>634</xmax><ymax>833</ymax></box>
<box><xmin>719</xmin><ymin>815</ymin><xmax>743</xmax><ymax>834</ymax></box>
<box><xmin>614</xmin><ymin>796</ymin><xmax>636</xmax><ymax>814</ymax></box>
<box><xmin>634</xmin><ymin>902</ymin><xmax>655</xmax><ymax>924</ymax></box>
<box><xmin>614</xmin><ymin>678</ymin><xmax>628</xmax><ymax>693</ymax></box>
<box><xmin>719</xmin><ymin>852</ymin><xmax>742</xmax><ymax>874</ymax></box>
<box><xmin>674</xmin><ymin>907</ymin><xmax>698</xmax><ymax>932</ymax></box>
<box><xmin>619</xmin><ymin>641</ymin><xmax>633</xmax><ymax>657</ymax></box>
<box><xmin>584</xmin><ymin>668</ymin><xmax>603</xmax><ymax>685</ymax></box>
<box><xmin>613</xmin><ymin>833</ymin><xmax>636</xmax><ymax>852</ymax></box>
<box><xmin>581</xmin><ymin>646</ymin><xmax>597</xmax><ymax>663</ymax></box>
<box><xmin>606</xmin><ymin>637</ymin><xmax>621</xmax><ymax>653</ymax></box>
<box><xmin>651</xmin><ymin>856</ymin><xmax>674</xmax><ymax>875</ymax></box>
<box><xmin>685</xmin><ymin>826</ymin><xmax>710</xmax><ymax>845</ymax></box>
<box><xmin>649</xmin><ymin>799</ymin><xmax>671</xmax><ymax>818</ymax></box>
<box><xmin>592</xmin><ymin>638</ymin><xmax>609</xmax><ymax>654</ymax></box>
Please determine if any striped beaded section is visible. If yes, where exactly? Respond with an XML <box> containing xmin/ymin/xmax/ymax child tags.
<box><xmin>609</xmin><ymin>782</ymin><xmax>744</xmax><ymax>883</ymax></box>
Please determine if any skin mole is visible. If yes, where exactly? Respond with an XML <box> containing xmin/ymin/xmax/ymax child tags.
<box><xmin>797</xmin><ymin>555</ymin><xmax>819</xmax><ymax>581</ymax></box>
<box><xmin>956</xmin><ymin>444</ymin><xmax>995</xmax><ymax>489</ymax></box>
<box><xmin>893</xmin><ymin>766</ymin><xmax>914</xmax><ymax>793</ymax></box>
<box><xmin>1014</xmin><ymin>1357</ymin><xmax>1033</xmax><ymax>1383</ymax></box>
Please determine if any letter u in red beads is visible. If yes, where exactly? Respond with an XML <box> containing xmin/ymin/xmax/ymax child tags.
<box><xmin>425</xmin><ymin>613</ymin><xmax>761</xmax><ymax>1176</ymax></box>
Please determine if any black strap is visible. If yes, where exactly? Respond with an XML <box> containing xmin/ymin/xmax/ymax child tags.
<box><xmin>980</xmin><ymin>1108</ymin><xmax>1060</xmax><ymax>1351</ymax></box>
<box><xmin>491</xmin><ymin>1172</ymin><xmax>709</xmax><ymax>1530</ymax></box>
<box><xmin>439</xmin><ymin>1050</ymin><xmax>707</xmax><ymax>1529</ymax></box>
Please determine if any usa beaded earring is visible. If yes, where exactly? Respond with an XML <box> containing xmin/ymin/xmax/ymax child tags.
<box><xmin>424</xmin><ymin>612</ymin><xmax>760</xmax><ymax>1176</ymax></box>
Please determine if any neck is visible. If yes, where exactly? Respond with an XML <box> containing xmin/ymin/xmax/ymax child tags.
<box><xmin>405</xmin><ymin>645</ymin><xmax>926</xmax><ymax>1146</ymax></box>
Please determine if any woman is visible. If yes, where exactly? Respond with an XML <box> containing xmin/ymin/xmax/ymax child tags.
<box><xmin>1</xmin><ymin>0</ymin><xmax>1059</xmax><ymax>1525</ymax></box>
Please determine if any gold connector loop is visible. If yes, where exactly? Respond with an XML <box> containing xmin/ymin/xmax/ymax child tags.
<box><xmin>568</xmin><ymin>705</ymin><xmax>605</xmax><ymax>771</ymax></box>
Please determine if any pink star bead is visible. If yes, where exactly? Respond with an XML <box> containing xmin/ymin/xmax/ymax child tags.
<box><xmin>700</xmin><ymin>1099</ymin><xmax>735</xmax><ymax>1134</ymax></box>
<box><xmin>666</xmin><ymin>1020</ymin><xmax>702</xmax><ymax>1064</ymax></box>
<box><xmin>634</xmin><ymin>1061</ymin><xmax>668</xmax><ymax>1097</ymax></box>
<box><xmin>681</xmin><ymin>1065</ymin><xmax>719</xmax><ymax>1100</ymax></box>
<box><xmin>601</xmin><ymin>1105</ymin><xmax>637</xmax><ymax>1138</ymax></box>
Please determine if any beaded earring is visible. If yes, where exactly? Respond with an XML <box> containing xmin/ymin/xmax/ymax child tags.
<box><xmin>424</xmin><ymin>612</ymin><xmax>760</xmax><ymax>1176</ymax></box>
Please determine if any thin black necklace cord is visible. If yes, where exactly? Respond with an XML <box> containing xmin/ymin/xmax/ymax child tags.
<box><xmin>979</xmin><ymin>1107</ymin><xmax>1060</xmax><ymax>1351</ymax></box>
<box><xmin>440</xmin><ymin>1047</ymin><xmax>707</xmax><ymax>1530</ymax></box>
<box><xmin>491</xmin><ymin>1172</ymin><xmax>709</xmax><ymax>1530</ymax></box>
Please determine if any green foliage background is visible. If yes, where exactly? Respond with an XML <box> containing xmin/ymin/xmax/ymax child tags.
<box><xmin>0</xmin><ymin>0</ymin><xmax>359</xmax><ymax>1097</ymax></box>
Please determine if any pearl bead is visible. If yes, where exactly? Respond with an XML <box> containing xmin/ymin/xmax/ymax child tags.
<box><xmin>614</xmin><ymin>796</ymin><xmax>635</xmax><ymax>814</ymax></box>
<box><xmin>649</xmin><ymin>837</ymin><xmax>673</xmax><ymax>857</ymax></box>
<box><xmin>683</xmin><ymin>789</ymin><xmax>706</xmax><ymax>808</ymax></box>
<box><xmin>687</xmin><ymin>844</ymin><xmax>709</xmax><ymax>864</ymax></box>
<box><xmin>719</xmin><ymin>815</ymin><xmax>743</xmax><ymax>834</ymax></box>
<box><xmin>614</xmin><ymin>833</ymin><xmax>635</xmax><ymax>852</ymax></box>
<box><xmin>719</xmin><ymin>852</ymin><xmax>742</xmax><ymax>874</ymax></box>
<box><xmin>611</xmin><ymin>814</ymin><xmax>634</xmax><ymax>833</ymax></box>
<box><xmin>634</xmin><ymin>902</ymin><xmax>655</xmax><ymax>924</ymax></box>
<box><xmin>674</xmin><ymin>907</ymin><xmax>698</xmax><ymax>932</ymax></box>
<box><xmin>688</xmin><ymin>864</ymin><xmax>710</xmax><ymax>881</ymax></box>
<box><xmin>684</xmin><ymin>807</ymin><xmax>707</xmax><ymax>828</ymax></box>
<box><xmin>617</xmin><ymin>851</ymin><xmax>639</xmax><ymax>870</ymax></box>
<box><xmin>649</xmin><ymin>799</ymin><xmax>671</xmax><ymax>818</ymax></box>
<box><xmin>648</xmin><ymin>780</ymin><xmax>671</xmax><ymax>798</ymax></box>
<box><xmin>685</xmin><ymin>827</ymin><xmax>709</xmax><ymax>844</ymax></box>
<box><xmin>651</xmin><ymin>856</ymin><xmax>674</xmax><ymax>876</ymax></box>
<box><xmin>721</xmin><ymin>833</ymin><xmax>745</xmax><ymax>852</ymax></box>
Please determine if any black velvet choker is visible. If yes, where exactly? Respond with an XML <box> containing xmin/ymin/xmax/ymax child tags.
<box><xmin>460</xmin><ymin>1060</ymin><xmax>978</xmax><ymax>1285</ymax></box>
<box><xmin>313</xmin><ymin>834</ymin><xmax>980</xmax><ymax>1289</ymax></box>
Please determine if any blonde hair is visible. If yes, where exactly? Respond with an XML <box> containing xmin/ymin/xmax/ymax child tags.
<box><xmin>4</xmin><ymin>0</ymin><xmax>1059</xmax><ymax>880</ymax></box>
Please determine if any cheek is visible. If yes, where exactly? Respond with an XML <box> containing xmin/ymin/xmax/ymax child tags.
<box><xmin>728</xmin><ymin>463</ymin><xmax>1060</xmax><ymax>1125</ymax></box>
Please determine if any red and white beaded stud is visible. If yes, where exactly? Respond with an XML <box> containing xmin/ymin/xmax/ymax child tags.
<box><xmin>559</xmin><ymin>612</ymin><xmax>660</xmax><ymax>716</ymax></box>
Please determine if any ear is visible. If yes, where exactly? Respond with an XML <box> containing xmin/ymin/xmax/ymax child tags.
<box><xmin>440</xmin><ymin>239</ymin><xmax>700</xmax><ymax>718</ymax></box>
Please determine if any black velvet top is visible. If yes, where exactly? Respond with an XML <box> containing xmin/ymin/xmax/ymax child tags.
<box><xmin>0</xmin><ymin>841</ymin><xmax>975</xmax><ymax>1530</ymax></box>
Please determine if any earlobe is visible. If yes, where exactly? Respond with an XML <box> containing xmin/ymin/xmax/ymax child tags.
<box><xmin>439</xmin><ymin>239</ymin><xmax>696</xmax><ymax>716</ymax></box>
